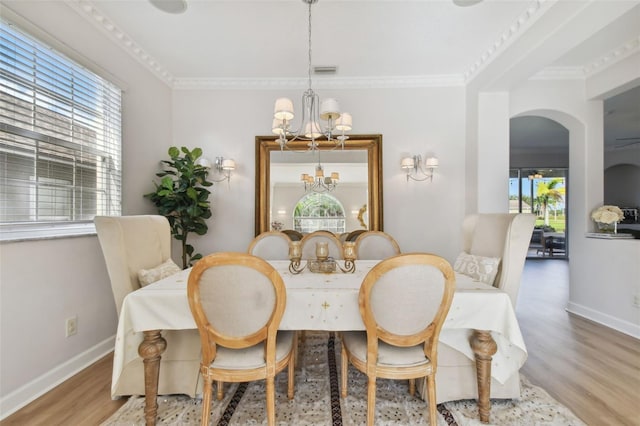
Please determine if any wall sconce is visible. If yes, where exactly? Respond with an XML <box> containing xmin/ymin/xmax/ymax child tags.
<box><xmin>196</xmin><ymin>156</ymin><xmax>236</xmax><ymax>182</ymax></box>
<box><xmin>401</xmin><ymin>155</ymin><xmax>439</xmax><ymax>182</ymax></box>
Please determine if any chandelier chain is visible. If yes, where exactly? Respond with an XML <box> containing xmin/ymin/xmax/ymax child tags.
<box><xmin>307</xmin><ymin>0</ymin><xmax>313</xmax><ymax>91</ymax></box>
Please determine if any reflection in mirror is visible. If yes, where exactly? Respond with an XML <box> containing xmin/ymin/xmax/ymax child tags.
<box><xmin>255</xmin><ymin>135</ymin><xmax>382</xmax><ymax>236</ymax></box>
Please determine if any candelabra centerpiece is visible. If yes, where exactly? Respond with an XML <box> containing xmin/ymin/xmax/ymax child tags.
<box><xmin>288</xmin><ymin>240</ymin><xmax>356</xmax><ymax>274</ymax></box>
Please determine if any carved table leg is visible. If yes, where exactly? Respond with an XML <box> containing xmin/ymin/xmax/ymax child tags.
<box><xmin>471</xmin><ymin>330</ymin><xmax>497</xmax><ymax>424</ymax></box>
<box><xmin>139</xmin><ymin>330</ymin><xmax>167</xmax><ymax>426</ymax></box>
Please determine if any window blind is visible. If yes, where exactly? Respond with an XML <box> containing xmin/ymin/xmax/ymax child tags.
<box><xmin>0</xmin><ymin>20</ymin><xmax>121</xmax><ymax>229</ymax></box>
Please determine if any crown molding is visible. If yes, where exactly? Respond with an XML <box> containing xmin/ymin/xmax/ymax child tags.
<box><xmin>463</xmin><ymin>0</ymin><xmax>548</xmax><ymax>82</ymax></box>
<box><xmin>531</xmin><ymin>36</ymin><xmax>640</xmax><ymax>81</ymax></box>
<box><xmin>172</xmin><ymin>75</ymin><xmax>465</xmax><ymax>90</ymax></box>
<box><xmin>64</xmin><ymin>0</ymin><xmax>175</xmax><ymax>86</ymax></box>
<box><xmin>583</xmin><ymin>35</ymin><xmax>640</xmax><ymax>77</ymax></box>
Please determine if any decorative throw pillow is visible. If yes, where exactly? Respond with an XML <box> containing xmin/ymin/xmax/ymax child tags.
<box><xmin>137</xmin><ymin>258</ymin><xmax>181</xmax><ymax>286</ymax></box>
<box><xmin>453</xmin><ymin>252</ymin><xmax>501</xmax><ymax>285</ymax></box>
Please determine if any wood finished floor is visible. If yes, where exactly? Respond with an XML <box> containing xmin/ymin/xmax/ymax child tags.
<box><xmin>2</xmin><ymin>259</ymin><xmax>639</xmax><ymax>425</ymax></box>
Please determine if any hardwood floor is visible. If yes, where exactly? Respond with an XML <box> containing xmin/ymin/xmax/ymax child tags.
<box><xmin>517</xmin><ymin>259</ymin><xmax>640</xmax><ymax>426</ymax></box>
<box><xmin>2</xmin><ymin>259</ymin><xmax>639</xmax><ymax>425</ymax></box>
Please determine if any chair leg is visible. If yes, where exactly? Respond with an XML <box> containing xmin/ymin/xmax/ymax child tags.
<box><xmin>367</xmin><ymin>376</ymin><xmax>376</xmax><ymax>426</ymax></box>
<box><xmin>216</xmin><ymin>380</ymin><xmax>224</xmax><ymax>400</ymax></box>
<box><xmin>266</xmin><ymin>376</ymin><xmax>275</xmax><ymax>426</ymax></box>
<box><xmin>287</xmin><ymin>353</ymin><xmax>295</xmax><ymax>400</ymax></box>
<box><xmin>409</xmin><ymin>378</ymin><xmax>416</xmax><ymax>396</ymax></box>
<box><xmin>340</xmin><ymin>343</ymin><xmax>348</xmax><ymax>397</ymax></box>
<box><xmin>426</xmin><ymin>374</ymin><xmax>437</xmax><ymax>426</ymax></box>
<box><xmin>201</xmin><ymin>376</ymin><xmax>213</xmax><ymax>426</ymax></box>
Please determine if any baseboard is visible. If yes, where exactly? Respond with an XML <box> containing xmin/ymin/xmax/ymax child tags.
<box><xmin>0</xmin><ymin>335</ymin><xmax>115</xmax><ymax>420</ymax></box>
<box><xmin>566</xmin><ymin>302</ymin><xmax>640</xmax><ymax>339</ymax></box>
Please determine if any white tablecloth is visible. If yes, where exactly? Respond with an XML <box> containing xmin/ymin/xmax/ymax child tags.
<box><xmin>113</xmin><ymin>260</ymin><xmax>527</xmax><ymax>396</ymax></box>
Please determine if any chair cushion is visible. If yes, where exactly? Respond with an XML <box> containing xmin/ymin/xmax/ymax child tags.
<box><xmin>210</xmin><ymin>331</ymin><xmax>295</xmax><ymax>369</ymax></box>
<box><xmin>137</xmin><ymin>258</ymin><xmax>181</xmax><ymax>286</ymax></box>
<box><xmin>453</xmin><ymin>251</ymin><xmax>500</xmax><ymax>285</ymax></box>
<box><xmin>342</xmin><ymin>331</ymin><xmax>432</xmax><ymax>368</ymax></box>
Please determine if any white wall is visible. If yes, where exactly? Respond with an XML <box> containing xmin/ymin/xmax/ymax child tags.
<box><xmin>0</xmin><ymin>2</ymin><xmax>173</xmax><ymax>416</ymax></box>
<box><xmin>510</xmin><ymin>79</ymin><xmax>640</xmax><ymax>337</ymax></box>
<box><xmin>172</xmin><ymin>86</ymin><xmax>467</xmax><ymax>259</ymax></box>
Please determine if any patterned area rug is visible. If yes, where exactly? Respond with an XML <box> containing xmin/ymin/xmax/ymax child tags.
<box><xmin>103</xmin><ymin>332</ymin><xmax>585</xmax><ymax>425</ymax></box>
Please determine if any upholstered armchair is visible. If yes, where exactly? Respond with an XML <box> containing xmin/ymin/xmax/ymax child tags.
<box><xmin>436</xmin><ymin>213</ymin><xmax>535</xmax><ymax>403</ymax></box>
<box><xmin>95</xmin><ymin>215</ymin><xmax>201</xmax><ymax>397</ymax></box>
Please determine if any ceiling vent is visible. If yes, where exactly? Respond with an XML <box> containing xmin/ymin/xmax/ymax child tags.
<box><xmin>313</xmin><ymin>66</ymin><xmax>338</xmax><ymax>75</ymax></box>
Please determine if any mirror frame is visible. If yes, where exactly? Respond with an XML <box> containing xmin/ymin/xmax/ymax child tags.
<box><xmin>255</xmin><ymin>134</ymin><xmax>383</xmax><ymax>236</ymax></box>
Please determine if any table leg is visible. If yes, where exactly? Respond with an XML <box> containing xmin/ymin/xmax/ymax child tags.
<box><xmin>138</xmin><ymin>330</ymin><xmax>167</xmax><ymax>426</ymax></box>
<box><xmin>471</xmin><ymin>330</ymin><xmax>497</xmax><ymax>424</ymax></box>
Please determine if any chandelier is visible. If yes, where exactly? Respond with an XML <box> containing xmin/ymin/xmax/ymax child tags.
<box><xmin>300</xmin><ymin>157</ymin><xmax>339</xmax><ymax>193</ymax></box>
<box><xmin>271</xmin><ymin>0</ymin><xmax>352</xmax><ymax>151</ymax></box>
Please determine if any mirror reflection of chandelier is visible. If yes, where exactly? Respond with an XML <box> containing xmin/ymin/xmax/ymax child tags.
<box><xmin>271</xmin><ymin>0</ymin><xmax>352</xmax><ymax>151</ymax></box>
<box><xmin>301</xmin><ymin>161</ymin><xmax>339</xmax><ymax>193</ymax></box>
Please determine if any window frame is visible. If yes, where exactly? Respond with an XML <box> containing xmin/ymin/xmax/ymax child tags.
<box><xmin>0</xmin><ymin>18</ymin><xmax>122</xmax><ymax>242</ymax></box>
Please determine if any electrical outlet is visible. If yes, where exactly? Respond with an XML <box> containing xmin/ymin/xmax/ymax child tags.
<box><xmin>66</xmin><ymin>316</ymin><xmax>77</xmax><ymax>337</ymax></box>
<box><xmin>634</xmin><ymin>294</ymin><xmax>640</xmax><ymax>308</ymax></box>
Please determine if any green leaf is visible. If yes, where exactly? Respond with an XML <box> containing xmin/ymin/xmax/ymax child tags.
<box><xmin>168</xmin><ymin>146</ymin><xmax>180</xmax><ymax>158</ymax></box>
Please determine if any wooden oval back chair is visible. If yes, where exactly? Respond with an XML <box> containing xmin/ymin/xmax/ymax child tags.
<box><xmin>354</xmin><ymin>230</ymin><xmax>401</xmax><ymax>259</ymax></box>
<box><xmin>300</xmin><ymin>230</ymin><xmax>343</xmax><ymax>260</ymax></box>
<box><xmin>248</xmin><ymin>231</ymin><xmax>292</xmax><ymax>260</ymax></box>
<box><xmin>340</xmin><ymin>253</ymin><xmax>455</xmax><ymax>426</ymax></box>
<box><xmin>187</xmin><ymin>252</ymin><xmax>296</xmax><ymax>426</ymax></box>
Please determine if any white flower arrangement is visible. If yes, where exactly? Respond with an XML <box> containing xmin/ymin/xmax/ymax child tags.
<box><xmin>591</xmin><ymin>205</ymin><xmax>624</xmax><ymax>224</ymax></box>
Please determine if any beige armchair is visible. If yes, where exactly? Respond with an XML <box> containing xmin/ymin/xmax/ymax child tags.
<box><xmin>436</xmin><ymin>213</ymin><xmax>535</xmax><ymax>403</ymax></box>
<box><xmin>95</xmin><ymin>215</ymin><xmax>201</xmax><ymax>397</ymax></box>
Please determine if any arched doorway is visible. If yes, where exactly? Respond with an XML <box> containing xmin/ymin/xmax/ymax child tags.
<box><xmin>510</xmin><ymin>115</ymin><xmax>569</xmax><ymax>258</ymax></box>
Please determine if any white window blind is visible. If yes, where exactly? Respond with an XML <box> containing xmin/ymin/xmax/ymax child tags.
<box><xmin>0</xmin><ymin>20</ymin><xmax>121</xmax><ymax>234</ymax></box>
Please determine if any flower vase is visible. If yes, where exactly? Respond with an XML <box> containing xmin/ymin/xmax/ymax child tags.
<box><xmin>596</xmin><ymin>221</ymin><xmax>617</xmax><ymax>234</ymax></box>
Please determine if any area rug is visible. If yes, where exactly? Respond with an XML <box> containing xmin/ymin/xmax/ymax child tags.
<box><xmin>103</xmin><ymin>332</ymin><xmax>585</xmax><ymax>425</ymax></box>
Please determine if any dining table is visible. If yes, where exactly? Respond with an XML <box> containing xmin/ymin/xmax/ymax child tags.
<box><xmin>113</xmin><ymin>259</ymin><xmax>527</xmax><ymax>425</ymax></box>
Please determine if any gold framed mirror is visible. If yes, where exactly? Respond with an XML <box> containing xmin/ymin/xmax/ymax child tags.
<box><xmin>255</xmin><ymin>134</ymin><xmax>383</xmax><ymax>236</ymax></box>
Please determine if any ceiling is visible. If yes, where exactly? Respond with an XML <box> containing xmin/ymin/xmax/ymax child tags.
<box><xmin>57</xmin><ymin>0</ymin><xmax>640</xmax><ymax>150</ymax></box>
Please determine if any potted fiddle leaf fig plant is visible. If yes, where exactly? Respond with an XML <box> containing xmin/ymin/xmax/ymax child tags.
<box><xmin>144</xmin><ymin>146</ymin><xmax>213</xmax><ymax>268</ymax></box>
